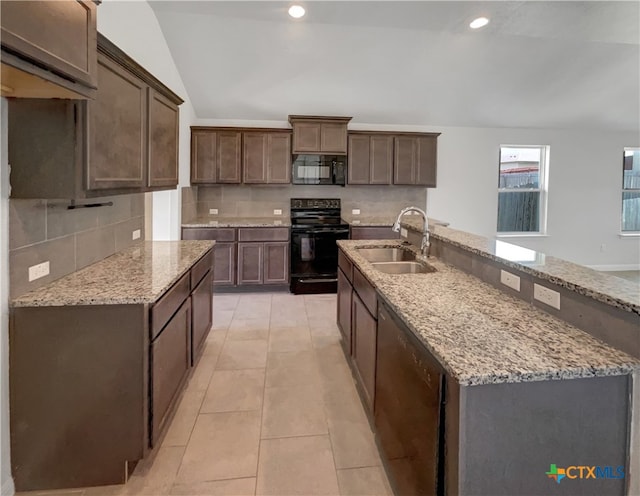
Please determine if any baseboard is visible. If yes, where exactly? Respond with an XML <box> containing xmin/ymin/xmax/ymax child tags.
<box><xmin>1</xmin><ymin>477</ymin><xmax>15</xmax><ymax>496</ymax></box>
<box><xmin>588</xmin><ymin>264</ymin><xmax>640</xmax><ymax>271</ymax></box>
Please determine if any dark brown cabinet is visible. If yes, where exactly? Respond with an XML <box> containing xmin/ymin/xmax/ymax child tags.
<box><xmin>218</xmin><ymin>132</ymin><xmax>243</xmax><ymax>183</ymax></box>
<box><xmin>264</xmin><ymin>242</ymin><xmax>289</xmax><ymax>284</ymax></box>
<box><xmin>191</xmin><ymin>269</ymin><xmax>213</xmax><ymax>363</ymax></box>
<box><xmin>393</xmin><ymin>134</ymin><xmax>438</xmax><ymax>186</ymax></box>
<box><xmin>238</xmin><ymin>243</ymin><xmax>264</xmax><ymax>285</ymax></box>
<box><xmin>352</xmin><ymin>292</ymin><xmax>377</xmax><ymax>412</ymax></box>
<box><xmin>337</xmin><ymin>268</ymin><xmax>353</xmax><ymax>353</ymax></box>
<box><xmin>8</xmin><ymin>34</ymin><xmax>183</xmax><ymax>199</ymax></box>
<box><xmin>213</xmin><ymin>243</ymin><xmax>236</xmax><ymax>286</ymax></box>
<box><xmin>0</xmin><ymin>0</ymin><xmax>98</xmax><ymax>99</ymax></box>
<box><xmin>190</xmin><ymin>130</ymin><xmax>241</xmax><ymax>184</ymax></box>
<box><xmin>288</xmin><ymin>115</ymin><xmax>352</xmax><ymax>155</ymax></box>
<box><xmin>348</xmin><ymin>133</ymin><xmax>394</xmax><ymax>185</ymax></box>
<box><xmin>243</xmin><ymin>131</ymin><xmax>291</xmax><ymax>184</ymax></box>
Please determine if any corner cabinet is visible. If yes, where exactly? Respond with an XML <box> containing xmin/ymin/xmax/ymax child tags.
<box><xmin>191</xmin><ymin>127</ymin><xmax>291</xmax><ymax>185</ymax></box>
<box><xmin>0</xmin><ymin>0</ymin><xmax>98</xmax><ymax>99</ymax></box>
<box><xmin>8</xmin><ymin>33</ymin><xmax>183</xmax><ymax>199</ymax></box>
<box><xmin>288</xmin><ymin>115</ymin><xmax>352</xmax><ymax>155</ymax></box>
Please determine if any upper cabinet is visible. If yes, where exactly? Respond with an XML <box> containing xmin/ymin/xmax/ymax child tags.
<box><xmin>393</xmin><ymin>134</ymin><xmax>438</xmax><ymax>186</ymax></box>
<box><xmin>288</xmin><ymin>115</ymin><xmax>352</xmax><ymax>155</ymax></box>
<box><xmin>348</xmin><ymin>133</ymin><xmax>394</xmax><ymax>185</ymax></box>
<box><xmin>1</xmin><ymin>0</ymin><xmax>98</xmax><ymax>99</ymax></box>
<box><xmin>191</xmin><ymin>128</ymin><xmax>291</xmax><ymax>185</ymax></box>
<box><xmin>8</xmin><ymin>33</ymin><xmax>184</xmax><ymax>199</ymax></box>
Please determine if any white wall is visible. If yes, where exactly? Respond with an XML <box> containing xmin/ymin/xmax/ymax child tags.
<box><xmin>98</xmin><ymin>0</ymin><xmax>196</xmax><ymax>241</ymax></box>
<box><xmin>1</xmin><ymin>99</ymin><xmax>14</xmax><ymax>496</ymax></box>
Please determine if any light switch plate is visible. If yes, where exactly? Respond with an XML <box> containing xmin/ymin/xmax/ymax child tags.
<box><xmin>132</xmin><ymin>229</ymin><xmax>141</xmax><ymax>240</ymax></box>
<box><xmin>209</xmin><ymin>208</ymin><xmax>218</xmax><ymax>215</ymax></box>
<box><xmin>534</xmin><ymin>284</ymin><xmax>561</xmax><ymax>310</ymax></box>
<box><xmin>500</xmin><ymin>270</ymin><xmax>520</xmax><ymax>291</ymax></box>
<box><xmin>274</xmin><ymin>209</ymin><xmax>282</xmax><ymax>215</ymax></box>
<box><xmin>28</xmin><ymin>261</ymin><xmax>50</xmax><ymax>282</ymax></box>
<box><xmin>352</xmin><ymin>209</ymin><xmax>360</xmax><ymax>215</ymax></box>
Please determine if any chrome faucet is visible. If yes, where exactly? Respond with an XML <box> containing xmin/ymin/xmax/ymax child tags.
<box><xmin>392</xmin><ymin>206</ymin><xmax>430</xmax><ymax>256</ymax></box>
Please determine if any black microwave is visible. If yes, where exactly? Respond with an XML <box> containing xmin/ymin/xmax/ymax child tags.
<box><xmin>291</xmin><ymin>155</ymin><xmax>347</xmax><ymax>186</ymax></box>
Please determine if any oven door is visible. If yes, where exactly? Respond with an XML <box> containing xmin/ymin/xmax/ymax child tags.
<box><xmin>290</xmin><ymin>227</ymin><xmax>350</xmax><ymax>292</ymax></box>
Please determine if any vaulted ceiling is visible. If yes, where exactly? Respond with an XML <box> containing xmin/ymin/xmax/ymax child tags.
<box><xmin>149</xmin><ymin>1</ymin><xmax>640</xmax><ymax>131</ymax></box>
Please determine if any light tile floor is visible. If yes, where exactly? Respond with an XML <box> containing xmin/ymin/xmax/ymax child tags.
<box><xmin>20</xmin><ymin>293</ymin><xmax>391</xmax><ymax>496</ymax></box>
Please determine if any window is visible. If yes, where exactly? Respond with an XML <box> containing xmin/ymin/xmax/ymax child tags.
<box><xmin>622</xmin><ymin>147</ymin><xmax>640</xmax><ymax>232</ymax></box>
<box><xmin>497</xmin><ymin>145</ymin><xmax>548</xmax><ymax>234</ymax></box>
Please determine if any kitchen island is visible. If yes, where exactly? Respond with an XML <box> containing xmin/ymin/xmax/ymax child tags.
<box><xmin>337</xmin><ymin>238</ymin><xmax>639</xmax><ymax>496</ymax></box>
<box><xmin>9</xmin><ymin>241</ymin><xmax>215</xmax><ymax>491</ymax></box>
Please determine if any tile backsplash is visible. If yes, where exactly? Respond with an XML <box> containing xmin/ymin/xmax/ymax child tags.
<box><xmin>9</xmin><ymin>194</ymin><xmax>145</xmax><ymax>299</ymax></box>
<box><xmin>185</xmin><ymin>185</ymin><xmax>426</xmax><ymax>221</ymax></box>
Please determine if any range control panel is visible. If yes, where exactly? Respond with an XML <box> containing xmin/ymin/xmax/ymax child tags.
<box><xmin>290</xmin><ymin>198</ymin><xmax>341</xmax><ymax>209</ymax></box>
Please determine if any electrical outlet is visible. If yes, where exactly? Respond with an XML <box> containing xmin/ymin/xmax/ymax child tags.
<box><xmin>28</xmin><ymin>261</ymin><xmax>50</xmax><ymax>282</ymax></box>
<box><xmin>351</xmin><ymin>219</ymin><xmax>361</xmax><ymax>225</ymax></box>
<box><xmin>534</xmin><ymin>284</ymin><xmax>561</xmax><ymax>310</ymax></box>
<box><xmin>132</xmin><ymin>229</ymin><xmax>141</xmax><ymax>240</ymax></box>
<box><xmin>400</xmin><ymin>228</ymin><xmax>408</xmax><ymax>238</ymax></box>
<box><xmin>273</xmin><ymin>209</ymin><xmax>282</xmax><ymax>215</ymax></box>
<box><xmin>209</xmin><ymin>208</ymin><xmax>218</xmax><ymax>215</ymax></box>
<box><xmin>208</xmin><ymin>220</ymin><xmax>219</xmax><ymax>226</ymax></box>
<box><xmin>500</xmin><ymin>270</ymin><xmax>520</xmax><ymax>291</ymax></box>
<box><xmin>274</xmin><ymin>220</ymin><xmax>282</xmax><ymax>226</ymax></box>
<box><xmin>352</xmin><ymin>209</ymin><xmax>360</xmax><ymax>215</ymax></box>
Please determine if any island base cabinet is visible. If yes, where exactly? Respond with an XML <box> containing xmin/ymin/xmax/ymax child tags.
<box><xmin>9</xmin><ymin>305</ymin><xmax>148</xmax><ymax>491</ymax></box>
<box><xmin>191</xmin><ymin>270</ymin><xmax>213</xmax><ymax>364</ymax></box>
<box><xmin>150</xmin><ymin>299</ymin><xmax>191</xmax><ymax>447</ymax></box>
<box><xmin>337</xmin><ymin>267</ymin><xmax>352</xmax><ymax>353</ymax></box>
<box><xmin>352</xmin><ymin>292</ymin><xmax>377</xmax><ymax>412</ymax></box>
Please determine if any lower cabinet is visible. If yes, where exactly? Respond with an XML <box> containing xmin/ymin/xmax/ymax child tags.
<box><xmin>352</xmin><ymin>291</ymin><xmax>377</xmax><ymax>412</ymax></box>
<box><xmin>191</xmin><ymin>270</ymin><xmax>213</xmax><ymax>363</ymax></box>
<box><xmin>213</xmin><ymin>242</ymin><xmax>236</xmax><ymax>285</ymax></box>
<box><xmin>238</xmin><ymin>242</ymin><xmax>264</xmax><ymax>284</ymax></box>
<box><xmin>337</xmin><ymin>267</ymin><xmax>353</xmax><ymax>353</ymax></box>
<box><xmin>151</xmin><ymin>298</ymin><xmax>191</xmax><ymax>446</ymax></box>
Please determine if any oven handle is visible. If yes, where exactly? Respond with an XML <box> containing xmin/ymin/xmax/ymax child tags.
<box><xmin>298</xmin><ymin>278</ymin><xmax>338</xmax><ymax>284</ymax></box>
<box><xmin>292</xmin><ymin>228</ymin><xmax>350</xmax><ymax>234</ymax></box>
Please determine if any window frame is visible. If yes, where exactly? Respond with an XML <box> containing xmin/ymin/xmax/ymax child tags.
<box><xmin>496</xmin><ymin>144</ymin><xmax>550</xmax><ymax>236</ymax></box>
<box><xmin>621</xmin><ymin>147</ymin><xmax>640</xmax><ymax>234</ymax></box>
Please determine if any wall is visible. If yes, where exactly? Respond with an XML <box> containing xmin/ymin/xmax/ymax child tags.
<box><xmin>9</xmin><ymin>195</ymin><xmax>145</xmax><ymax>299</ymax></box>
<box><xmin>190</xmin><ymin>185</ymin><xmax>426</xmax><ymax>221</ymax></box>
<box><xmin>98</xmin><ymin>0</ymin><xmax>197</xmax><ymax>241</ymax></box>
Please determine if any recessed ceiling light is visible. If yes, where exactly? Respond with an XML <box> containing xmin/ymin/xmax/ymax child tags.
<box><xmin>288</xmin><ymin>5</ymin><xmax>305</xmax><ymax>18</ymax></box>
<box><xmin>469</xmin><ymin>17</ymin><xmax>490</xmax><ymax>29</ymax></box>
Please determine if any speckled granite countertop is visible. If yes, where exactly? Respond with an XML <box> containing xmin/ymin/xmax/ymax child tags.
<box><xmin>342</xmin><ymin>215</ymin><xmax>449</xmax><ymax>227</ymax></box>
<box><xmin>11</xmin><ymin>241</ymin><xmax>215</xmax><ymax>308</ymax></box>
<box><xmin>399</xmin><ymin>221</ymin><xmax>640</xmax><ymax>315</ymax></box>
<box><xmin>183</xmin><ymin>217</ymin><xmax>290</xmax><ymax>228</ymax></box>
<box><xmin>338</xmin><ymin>239</ymin><xmax>639</xmax><ymax>386</ymax></box>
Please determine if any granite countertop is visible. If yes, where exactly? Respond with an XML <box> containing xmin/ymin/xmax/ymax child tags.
<box><xmin>11</xmin><ymin>241</ymin><xmax>215</xmax><ymax>308</ymax></box>
<box><xmin>338</xmin><ymin>239</ymin><xmax>639</xmax><ymax>386</ymax></box>
<box><xmin>400</xmin><ymin>220</ymin><xmax>640</xmax><ymax>315</ymax></box>
<box><xmin>183</xmin><ymin>217</ymin><xmax>290</xmax><ymax>228</ymax></box>
<box><xmin>342</xmin><ymin>215</ymin><xmax>449</xmax><ymax>227</ymax></box>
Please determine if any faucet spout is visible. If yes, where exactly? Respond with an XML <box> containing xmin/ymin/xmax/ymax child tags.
<box><xmin>392</xmin><ymin>206</ymin><xmax>430</xmax><ymax>256</ymax></box>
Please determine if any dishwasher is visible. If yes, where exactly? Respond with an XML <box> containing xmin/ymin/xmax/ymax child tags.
<box><xmin>375</xmin><ymin>303</ymin><xmax>446</xmax><ymax>496</ymax></box>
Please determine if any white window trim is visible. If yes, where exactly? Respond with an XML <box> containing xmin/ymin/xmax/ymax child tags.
<box><xmin>497</xmin><ymin>144</ymin><xmax>549</xmax><ymax>235</ymax></box>
<box><xmin>621</xmin><ymin>146</ymin><xmax>640</xmax><ymax>234</ymax></box>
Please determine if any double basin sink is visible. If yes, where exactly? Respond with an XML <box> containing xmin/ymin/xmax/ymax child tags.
<box><xmin>356</xmin><ymin>247</ymin><xmax>436</xmax><ymax>275</ymax></box>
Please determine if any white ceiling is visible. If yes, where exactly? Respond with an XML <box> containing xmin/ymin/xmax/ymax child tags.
<box><xmin>149</xmin><ymin>1</ymin><xmax>640</xmax><ymax>131</ymax></box>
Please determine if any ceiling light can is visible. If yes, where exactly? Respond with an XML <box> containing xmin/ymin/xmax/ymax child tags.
<box><xmin>470</xmin><ymin>17</ymin><xmax>490</xmax><ymax>29</ymax></box>
<box><xmin>288</xmin><ymin>5</ymin><xmax>305</xmax><ymax>18</ymax></box>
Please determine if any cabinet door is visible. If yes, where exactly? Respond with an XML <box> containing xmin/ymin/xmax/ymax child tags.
<box><xmin>87</xmin><ymin>55</ymin><xmax>146</xmax><ymax>190</ymax></box>
<box><xmin>348</xmin><ymin>135</ymin><xmax>371</xmax><ymax>184</ymax></box>
<box><xmin>191</xmin><ymin>130</ymin><xmax>217</xmax><ymax>184</ymax></box>
<box><xmin>217</xmin><ymin>132</ymin><xmax>242</xmax><ymax>183</ymax></box>
<box><xmin>243</xmin><ymin>132</ymin><xmax>268</xmax><ymax>183</ymax></box>
<box><xmin>191</xmin><ymin>270</ymin><xmax>213</xmax><ymax>364</ymax></box>
<box><xmin>1</xmin><ymin>0</ymin><xmax>97</xmax><ymax>88</ymax></box>
<box><xmin>151</xmin><ymin>298</ymin><xmax>191</xmax><ymax>447</ymax></box>
<box><xmin>148</xmin><ymin>89</ymin><xmax>179</xmax><ymax>188</ymax></box>
<box><xmin>292</xmin><ymin>122</ymin><xmax>321</xmax><ymax>153</ymax></box>
<box><xmin>321</xmin><ymin>122</ymin><xmax>348</xmax><ymax>154</ymax></box>
<box><xmin>267</xmin><ymin>133</ymin><xmax>291</xmax><ymax>184</ymax></box>
<box><xmin>393</xmin><ymin>136</ymin><xmax>417</xmax><ymax>185</ymax></box>
<box><xmin>237</xmin><ymin>243</ymin><xmax>263</xmax><ymax>285</ymax></box>
<box><xmin>213</xmin><ymin>242</ymin><xmax>236</xmax><ymax>286</ymax></box>
<box><xmin>415</xmin><ymin>135</ymin><xmax>437</xmax><ymax>187</ymax></box>
<box><xmin>337</xmin><ymin>268</ymin><xmax>353</xmax><ymax>353</ymax></box>
<box><xmin>263</xmin><ymin>242</ymin><xmax>289</xmax><ymax>284</ymax></box>
<box><xmin>370</xmin><ymin>135</ymin><xmax>393</xmax><ymax>184</ymax></box>
<box><xmin>352</xmin><ymin>292</ymin><xmax>377</xmax><ymax>412</ymax></box>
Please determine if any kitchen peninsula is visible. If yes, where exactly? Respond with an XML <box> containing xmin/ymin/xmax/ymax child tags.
<box><xmin>9</xmin><ymin>241</ymin><xmax>214</xmax><ymax>491</ymax></box>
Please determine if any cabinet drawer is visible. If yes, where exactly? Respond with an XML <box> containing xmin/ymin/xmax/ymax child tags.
<box><xmin>151</xmin><ymin>298</ymin><xmax>191</xmax><ymax>446</ymax></box>
<box><xmin>238</xmin><ymin>227</ymin><xmax>289</xmax><ymax>242</ymax></box>
<box><xmin>191</xmin><ymin>249</ymin><xmax>213</xmax><ymax>289</ymax></box>
<box><xmin>338</xmin><ymin>249</ymin><xmax>353</xmax><ymax>282</ymax></box>
<box><xmin>151</xmin><ymin>273</ymin><xmax>190</xmax><ymax>340</ymax></box>
<box><xmin>353</xmin><ymin>267</ymin><xmax>377</xmax><ymax>317</ymax></box>
<box><xmin>182</xmin><ymin>228</ymin><xmax>236</xmax><ymax>242</ymax></box>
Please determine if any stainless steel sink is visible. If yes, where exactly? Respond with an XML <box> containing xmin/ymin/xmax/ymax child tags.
<box><xmin>357</xmin><ymin>247</ymin><xmax>416</xmax><ymax>262</ymax></box>
<box><xmin>371</xmin><ymin>261</ymin><xmax>436</xmax><ymax>275</ymax></box>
